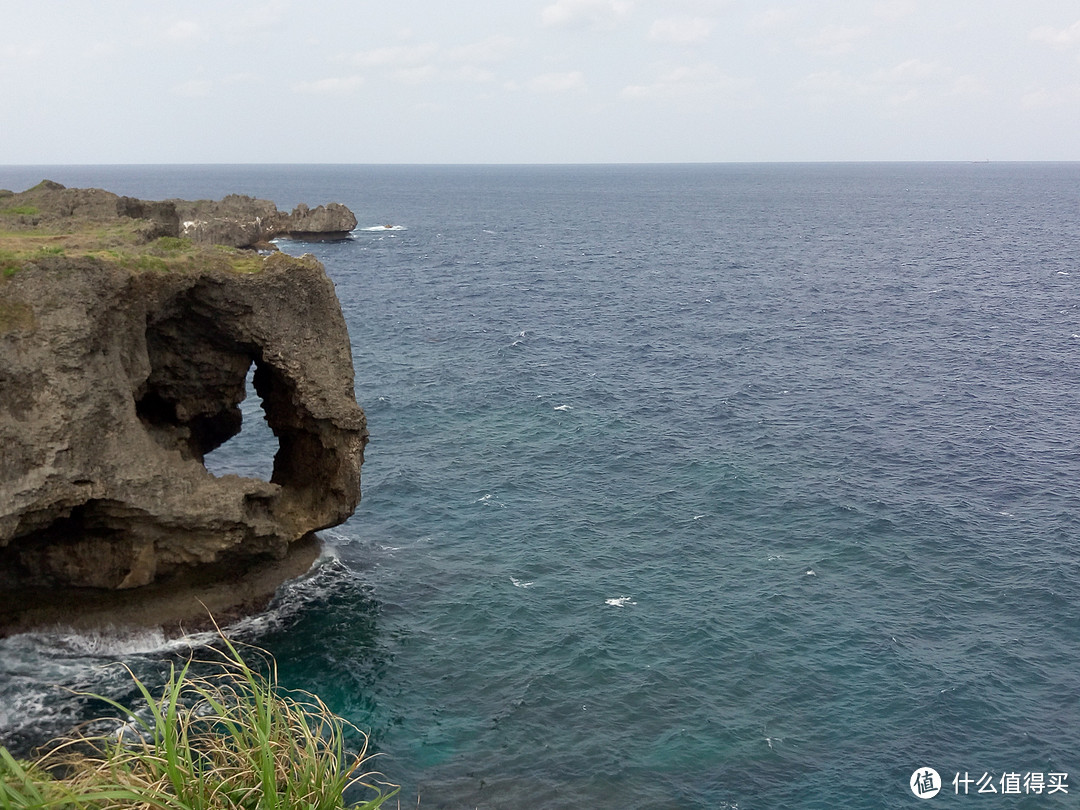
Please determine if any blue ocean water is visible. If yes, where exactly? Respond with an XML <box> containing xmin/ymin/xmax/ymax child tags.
<box><xmin>3</xmin><ymin>163</ymin><xmax>1080</xmax><ymax>808</ymax></box>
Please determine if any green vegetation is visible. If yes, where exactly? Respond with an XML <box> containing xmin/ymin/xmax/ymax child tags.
<box><xmin>152</xmin><ymin>237</ymin><xmax>194</xmax><ymax>255</ymax></box>
<box><xmin>0</xmin><ymin>635</ymin><xmax>397</xmax><ymax>810</ymax></box>
<box><xmin>0</xmin><ymin>205</ymin><xmax>40</xmax><ymax>217</ymax></box>
<box><xmin>0</xmin><ymin>224</ymin><xmax>271</xmax><ymax>277</ymax></box>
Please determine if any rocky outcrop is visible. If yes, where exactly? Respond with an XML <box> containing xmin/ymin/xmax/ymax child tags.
<box><xmin>174</xmin><ymin>196</ymin><xmax>358</xmax><ymax>248</ymax></box>
<box><xmin>0</xmin><ymin>180</ymin><xmax>182</xmax><ymax>241</ymax></box>
<box><xmin>0</xmin><ymin>184</ymin><xmax>367</xmax><ymax>631</ymax></box>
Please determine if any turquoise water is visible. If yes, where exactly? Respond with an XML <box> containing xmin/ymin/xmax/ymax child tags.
<box><xmin>3</xmin><ymin>164</ymin><xmax>1080</xmax><ymax>808</ymax></box>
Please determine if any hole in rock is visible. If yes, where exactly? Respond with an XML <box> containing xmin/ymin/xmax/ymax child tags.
<box><xmin>203</xmin><ymin>364</ymin><xmax>278</xmax><ymax>482</ymax></box>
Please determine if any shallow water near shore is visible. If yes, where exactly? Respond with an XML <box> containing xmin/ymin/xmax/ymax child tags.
<box><xmin>3</xmin><ymin>163</ymin><xmax>1080</xmax><ymax>808</ymax></box>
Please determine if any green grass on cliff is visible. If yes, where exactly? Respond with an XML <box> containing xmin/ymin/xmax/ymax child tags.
<box><xmin>0</xmin><ymin>227</ymin><xmax>273</xmax><ymax>278</ymax></box>
<box><xmin>0</xmin><ymin>635</ymin><xmax>397</xmax><ymax>810</ymax></box>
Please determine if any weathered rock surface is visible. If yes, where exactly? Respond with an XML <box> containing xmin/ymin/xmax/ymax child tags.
<box><xmin>174</xmin><ymin>195</ymin><xmax>358</xmax><ymax>248</ymax></box>
<box><xmin>0</xmin><ymin>184</ymin><xmax>367</xmax><ymax>632</ymax></box>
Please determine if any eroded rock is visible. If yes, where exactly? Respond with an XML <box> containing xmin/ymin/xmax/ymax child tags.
<box><xmin>0</xmin><ymin>190</ymin><xmax>367</xmax><ymax>630</ymax></box>
<box><xmin>174</xmin><ymin>195</ymin><xmax>358</xmax><ymax>247</ymax></box>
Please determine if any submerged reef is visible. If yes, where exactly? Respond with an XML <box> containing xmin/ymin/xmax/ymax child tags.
<box><xmin>0</xmin><ymin>181</ymin><xmax>366</xmax><ymax>634</ymax></box>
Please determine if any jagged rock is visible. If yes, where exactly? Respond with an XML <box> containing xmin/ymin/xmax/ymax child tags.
<box><xmin>286</xmin><ymin>203</ymin><xmax>358</xmax><ymax>239</ymax></box>
<box><xmin>0</xmin><ymin>181</ymin><xmax>181</xmax><ymax>238</ymax></box>
<box><xmin>0</xmin><ymin>187</ymin><xmax>367</xmax><ymax>630</ymax></box>
<box><xmin>174</xmin><ymin>195</ymin><xmax>358</xmax><ymax>248</ymax></box>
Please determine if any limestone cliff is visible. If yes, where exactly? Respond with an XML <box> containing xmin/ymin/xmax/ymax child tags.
<box><xmin>0</xmin><ymin>182</ymin><xmax>366</xmax><ymax>632</ymax></box>
<box><xmin>174</xmin><ymin>195</ymin><xmax>358</xmax><ymax>248</ymax></box>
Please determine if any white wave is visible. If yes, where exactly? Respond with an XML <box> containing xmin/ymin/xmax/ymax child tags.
<box><xmin>553</xmin><ymin>404</ymin><xmax>573</xmax><ymax>411</ymax></box>
<box><xmin>605</xmin><ymin>596</ymin><xmax>636</xmax><ymax>607</ymax></box>
<box><xmin>359</xmin><ymin>225</ymin><xmax>405</xmax><ymax>232</ymax></box>
<box><xmin>511</xmin><ymin>577</ymin><xmax>535</xmax><ymax>588</ymax></box>
<box><xmin>805</xmin><ymin>569</ymin><xmax>816</xmax><ymax>577</ymax></box>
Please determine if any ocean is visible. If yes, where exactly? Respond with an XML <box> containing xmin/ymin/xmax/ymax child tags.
<box><xmin>2</xmin><ymin>163</ymin><xmax>1080</xmax><ymax>808</ymax></box>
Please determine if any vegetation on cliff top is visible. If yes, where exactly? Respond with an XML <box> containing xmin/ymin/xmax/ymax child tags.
<box><xmin>0</xmin><ymin>185</ymin><xmax>280</xmax><ymax>278</ymax></box>
<box><xmin>0</xmin><ymin>635</ymin><xmax>396</xmax><ymax>810</ymax></box>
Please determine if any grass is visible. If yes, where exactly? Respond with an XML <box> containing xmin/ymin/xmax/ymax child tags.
<box><xmin>0</xmin><ymin>205</ymin><xmax>40</xmax><ymax>217</ymax></box>
<box><xmin>0</xmin><ymin>633</ymin><xmax>397</xmax><ymax>810</ymax></box>
<box><xmin>0</xmin><ymin>224</ymin><xmax>275</xmax><ymax>277</ymax></box>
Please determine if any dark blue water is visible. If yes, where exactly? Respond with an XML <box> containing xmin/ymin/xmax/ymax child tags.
<box><xmin>3</xmin><ymin>163</ymin><xmax>1080</xmax><ymax>808</ymax></box>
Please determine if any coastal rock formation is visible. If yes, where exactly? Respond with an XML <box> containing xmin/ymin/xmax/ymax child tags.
<box><xmin>174</xmin><ymin>196</ymin><xmax>358</xmax><ymax>248</ymax></box>
<box><xmin>0</xmin><ymin>183</ymin><xmax>367</xmax><ymax>629</ymax></box>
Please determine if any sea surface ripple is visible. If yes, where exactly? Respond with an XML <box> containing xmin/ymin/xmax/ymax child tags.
<box><xmin>2</xmin><ymin>163</ymin><xmax>1080</xmax><ymax>808</ymax></box>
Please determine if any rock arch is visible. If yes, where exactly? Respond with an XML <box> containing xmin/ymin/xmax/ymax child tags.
<box><xmin>0</xmin><ymin>253</ymin><xmax>367</xmax><ymax>601</ymax></box>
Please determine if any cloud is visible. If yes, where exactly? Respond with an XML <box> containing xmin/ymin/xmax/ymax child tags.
<box><xmin>794</xmin><ymin>70</ymin><xmax>868</xmax><ymax>99</ymax></box>
<box><xmin>1021</xmin><ymin>84</ymin><xmax>1080</xmax><ymax>108</ymax></box>
<box><xmin>172</xmin><ymin>79</ymin><xmax>213</xmax><ymax>98</ymax></box>
<box><xmin>541</xmin><ymin>0</ymin><xmax>632</xmax><ymax>30</ymax></box>
<box><xmin>873</xmin><ymin>0</ymin><xmax>918</xmax><ymax>22</ymax></box>
<box><xmin>1029</xmin><ymin>19</ymin><xmax>1080</xmax><ymax>49</ymax></box>
<box><xmin>748</xmin><ymin>8</ymin><xmax>798</xmax><ymax>33</ymax></box>
<box><xmin>0</xmin><ymin>43</ymin><xmax>43</xmax><ymax>60</ymax></box>
<box><xmin>447</xmin><ymin>35</ymin><xmax>518</xmax><ymax>64</ymax></box>
<box><xmin>165</xmin><ymin>20</ymin><xmax>201</xmax><ymax>42</ymax></box>
<box><xmin>345</xmin><ymin>44</ymin><xmax>438</xmax><ymax>68</ymax></box>
<box><xmin>528</xmin><ymin>71</ymin><xmax>587</xmax><ymax>93</ymax></box>
<box><xmin>802</xmin><ymin>25</ymin><xmax>872</xmax><ymax>56</ymax></box>
<box><xmin>649</xmin><ymin>17</ymin><xmax>713</xmax><ymax>44</ymax></box>
<box><xmin>796</xmin><ymin>58</ymin><xmax>983</xmax><ymax>108</ymax></box>
<box><xmin>621</xmin><ymin>63</ymin><xmax>743</xmax><ymax>99</ymax></box>
<box><xmin>870</xmin><ymin>58</ymin><xmax>943</xmax><ymax>84</ymax></box>
<box><xmin>291</xmin><ymin>75</ymin><xmax>366</xmax><ymax>95</ymax></box>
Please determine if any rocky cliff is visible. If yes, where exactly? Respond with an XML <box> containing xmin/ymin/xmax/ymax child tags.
<box><xmin>175</xmin><ymin>195</ymin><xmax>358</xmax><ymax>248</ymax></box>
<box><xmin>0</xmin><ymin>182</ymin><xmax>366</xmax><ymax>633</ymax></box>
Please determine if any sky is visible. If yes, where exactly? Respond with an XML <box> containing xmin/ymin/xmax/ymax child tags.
<box><xmin>2</xmin><ymin>0</ymin><xmax>1079</xmax><ymax>164</ymax></box>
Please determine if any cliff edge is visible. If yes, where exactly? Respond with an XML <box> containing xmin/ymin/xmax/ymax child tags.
<box><xmin>0</xmin><ymin>182</ymin><xmax>367</xmax><ymax>634</ymax></box>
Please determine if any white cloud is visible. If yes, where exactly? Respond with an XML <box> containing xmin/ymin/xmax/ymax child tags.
<box><xmin>1021</xmin><ymin>84</ymin><xmax>1080</xmax><ymax>108</ymax></box>
<box><xmin>528</xmin><ymin>70</ymin><xmax>587</xmax><ymax>93</ymax></box>
<box><xmin>621</xmin><ymin>62</ymin><xmax>742</xmax><ymax>99</ymax></box>
<box><xmin>870</xmin><ymin>58</ymin><xmax>942</xmax><ymax>84</ymax></box>
<box><xmin>794</xmin><ymin>70</ymin><xmax>868</xmax><ymax>99</ymax></box>
<box><xmin>749</xmin><ymin>8</ymin><xmax>798</xmax><ymax>33</ymax></box>
<box><xmin>82</xmin><ymin>41</ymin><xmax>118</xmax><ymax>59</ymax></box>
<box><xmin>803</xmin><ymin>25</ymin><xmax>872</xmax><ymax>56</ymax></box>
<box><xmin>172</xmin><ymin>79</ymin><xmax>213</xmax><ymax>98</ymax></box>
<box><xmin>947</xmin><ymin>75</ymin><xmax>989</xmax><ymax>98</ymax></box>
<box><xmin>166</xmin><ymin>20</ymin><xmax>201</xmax><ymax>42</ymax></box>
<box><xmin>649</xmin><ymin>17</ymin><xmax>713</xmax><ymax>44</ymax></box>
<box><xmin>345</xmin><ymin>44</ymin><xmax>438</xmax><ymax>68</ymax></box>
<box><xmin>393</xmin><ymin>65</ymin><xmax>439</xmax><ymax>85</ymax></box>
<box><xmin>450</xmin><ymin>65</ymin><xmax>497</xmax><ymax>83</ymax></box>
<box><xmin>541</xmin><ymin>0</ymin><xmax>632</xmax><ymax>29</ymax></box>
<box><xmin>796</xmin><ymin>58</ymin><xmax>983</xmax><ymax>110</ymax></box>
<box><xmin>291</xmin><ymin>75</ymin><xmax>366</xmax><ymax>95</ymax></box>
<box><xmin>0</xmin><ymin>43</ymin><xmax>43</xmax><ymax>60</ymax></box>
<box><xmin>447</xmin><ymin>35</ymin><xmax>518</xmax><ymax>64</ymax></box>
<box><xmin>873</xmin><ymin>0</ymin><xmax>918</xmax><ymax>22</ymax></box>
<box><xmin>657</xmin><ymin>0</ymin><xmax>730</xmax><ymax>11</ymax></box>
<box><xmin>1029</xmin><ymin>20</ymin><xmax>1080</xmax><ymax>49</ymax></box>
